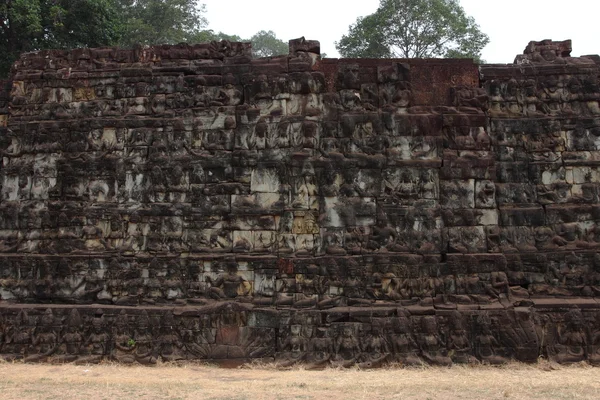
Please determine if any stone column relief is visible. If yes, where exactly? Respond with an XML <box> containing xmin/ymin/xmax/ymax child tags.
<box><xmin>0</xmin><ymin>38</ymin><xmax>600</xmax><ymax>366</ymax></box>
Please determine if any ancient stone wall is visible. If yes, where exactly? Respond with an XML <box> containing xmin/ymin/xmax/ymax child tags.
<box><xmin>0</xmin><ymin>39</ymin><xmax>599</xmax><ymax>366</ymax></box>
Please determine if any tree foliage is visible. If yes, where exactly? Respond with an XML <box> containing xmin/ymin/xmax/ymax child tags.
<box><xmin>336</xmin><ymin>0</ymin><xmax>489</xmax><ymax>61</ymax></box>
<box><xmin>116</xmin><ymin>0</ymin><xmax>208</xmax><ymax>47</ymax></box>
<box><xmin>189</xmin><ymin>30</ymin><xmax>243</xmax><ymax>44</ymax></box>
<box><xmin>249</xmin><ymin>30</ymin><xmax>288</xmax><ymax>58</ymax></box>
<box><xmin>192</xmin><ymin>29</ymin><xmax>288</xmax><ymax>58</ymax></box>
<box><xmin>0</xmin><ymin>1</ymin><xmax>290</xmax><ymax>78</ymax></box>
<box><xmin>0</xmin><ymin>0</ymin><xmax>121</xmax><ymax>76</ymax></box>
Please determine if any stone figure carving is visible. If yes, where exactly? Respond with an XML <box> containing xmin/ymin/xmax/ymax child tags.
<box><xmin>112</xmin><ymin>310</ymin><xmax>136</xmax><ymax>363</ymax></box>
<box><xmin>55</xmin><ymin>309</ymin><xmax>84</xmax><ymax>363</ymax></box>
<box><xmin>474</xmin><ymin>314</ymin><xmax>508</xmax><ymax>365</ymax></box>
<box><xmin>133</xmin><ymin>310</ymin><xmax>157</xmax><ymax>364</ymax></box>
<box><xmin>333</xmin><ymin>325</ymin><xmax>361</xmax><ymax>368</ymax></box>
<box><xmin>446</xmin><ymin>311</ymin><xmax>476</xmax><ymax>364</ymax></box>
<box><xmin>550</xmin><ymin>309</ymin><xmax>588</xmax><ymax>364</ymax></box>
<box><xmin>277</xmin><ymin>324</ymin><xmax>308</xmax><ymax>367</ymax></box>
<box><xmin>26</xmin><ymin>308</ymin><xmax>58</xmax><ymax>362</ymax></box>
<box><xmin>359</xmin><ymin>322</ymin><xmax>390</xmax><ymax>368</ymax></box>
<box><xmin>80</xmin><ymin>311</ymin><xmax>109</xmax><ymax>364</ymax></box>
<box><xmin>207</xmin><ymin>261</ymin><xmax>252</xmax><ymax>300</ymax></box>
<box><xmin>390</xmin><ymin>313</ymin><xmax>422</xmax><ymax>366</ymax></box>
<box><xmin>419</xmin><ymin>316</ymin><xmax>452</xmax><ymax>366</ymax></box>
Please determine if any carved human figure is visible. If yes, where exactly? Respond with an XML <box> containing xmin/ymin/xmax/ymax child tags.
<box><xmin>589</xmin><ymin>311</ymin><xmax>600</xmax><ymax>366</ymax></box>
<box><xmin>25</xmin><ymin>309</ymin><xmax>58</xmax><ymax>362</ymax></box>
<box><xmin>446</xmin><ymin>311</ymin><xmax>476</xmax><ymax>364</ymax></box>
<box><xmin>368</xmin><ymin>214</ymin><xmax>406</xmax><ymax>252</ymax></box>
<box><xmin>207</xmin><ymin>261</ymin><xmax>251</xmax><ymax>300</ymax></box>
<box><xmin>343</xmin><ymin>259</ymin><xmax>373</xmax><ymax>306</ymax></box>
<box><xmin>55</xmin><ymin>309</ymin><xmax>84</xmax><ymax>363</ymax></box>
<box><xmin>80</xmin><ymin>312</ymin><xmax>109</xmax><ymax>364</ymax></box>
<box><xmin>293</xmin><ymin>264</ymin><xmax>320</xmax><ymax>308</ymax></box>
<box><xmin>474</xmin><ymin>314</ymin><xmax>508</xmax><ymax>365</ymax></box>
<box><xmin>333</xmin><ymin>325</ymin><xmax>361</xmax><ymax>367</ymax></box>
<box><xmin>552</xmin><ymin>309</ymin><xmax>588</xmax><ymax>364</ymax></box>
<box><xmin>359</xmin><ymin>323</ymin><xmax>390</xmax><ymax>368</ymax></box>
<box><xmin>252</xmin><ymin>270</ymin><xmax>276</xmax><ymax>306</ymax></box>
<box><xmin>390</xmin><ymin>313</ymin><xmax>422</xmax><ymax>366</ymax></box>
<box><xmin>81</xmin><ymin>216</ymin><xmax>111</xmax><ymax>252</ymax></box>
<box><xmin>323</xmin><ymin>231</ymin><xmax>346</xmax><ymax>255</ymax></box>
<box><xmin>308</xmin><ymin>327</ymin><xmax>333</xmax><ymax>368</ymax></box>
<box><xmin>278</xmin><ymin>325</ymin><xmax>308</xmax><ymax>367</ymax></box>
<box><xmin>583</xmin><ymin>254</ymin><xmax>600</xmax><ymax>297</ymax></box>
<box><xmin>3</xmin><ymin>310</ymin><xmax>31</xmax><ymax>360</ymax></box>
<box><xmin>419</xmin><ymin>316</ymin><xmax>452</xmax><ymax>366</ymax></box>
<box><xmin>486</xmin><ymin>271</ymin><xmax>510</xmax><ymax>300</ymax></box>
<box><xmin>317</xmin><ymin>259</ymin><xmax>343</xmax><ymax>309</ymax></box>
<box><xmin>112</xmin><ymin>310</ymin><xmax>136</xmax><ymax>364</ymax></box>
<box><xmin>158</xmin><ymin>311</ymin><xmax>185</xmax><ymax>362</ymax></box>
<box><xmin>535</xmin><ymin>226</ymin><xmax>568</xmax><ymax>250</ymax></box>
<box><xmin>134</xmin><ymin>310</ymin><xmax>157</xmax><ymax>364</ymax></box>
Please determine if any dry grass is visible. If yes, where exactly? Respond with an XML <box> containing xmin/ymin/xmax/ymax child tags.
<box><xmin>0</xmin><ymin>359</ymin><xmax>599</xmax><ymax>400</ymax></box>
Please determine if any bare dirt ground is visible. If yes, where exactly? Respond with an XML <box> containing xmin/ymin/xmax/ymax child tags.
<box><xmin>0</xmin><ymin>360</ymin><xmax>599</xmax><ymax>400</ymax></box>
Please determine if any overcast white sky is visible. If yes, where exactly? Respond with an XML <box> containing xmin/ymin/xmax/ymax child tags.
<box><xmin>201</xmin><ymin>0</ymin><xmax>599</xmax><ymax>63</ymax></box>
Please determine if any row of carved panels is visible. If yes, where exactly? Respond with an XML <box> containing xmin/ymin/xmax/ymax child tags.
<box><xmin>1</xmin><ymin>251</ymin><xmax>599</xmax><ymax>297</ymax></box>
<box><xmin>12</xmin><ymin>56</ymin><xmax>322</xmax><ymax>81</ymax></box>
<box><xmin>1</xmin><ymin>270</ymin><xmax>597</xmax><ymax>303</ymax></box>
<box><xmin>9</xmin><ymin>176</ymin><xmax>600</xmax><ymax>205</ymax></box>
<box><xmin>487</xmin><ymin>99</ymin><xmax>600</xmax><ymax>118</ymax></box>
<box><xmin>6</xmin><ymin>78</ymin><xmax>404</xmax><ymax>108</ymax></box>
<box><xmin>0</xmin><ymin>306</ymin><xmax>597</xmax><ymax>365</ymax></box>
<box><xmin>10</xmin><ymin>83</ymin><xmax>600</xmax><ymax>121</ymax></box>
<box><xmin>0</xmin><ymin>174</ymin><xmax>460</xmax><ymax>204</ymax></box>
<box><xmin>10</xmin><ymin>71</ymin><xmax>330</xmax><ymax>99</ymax></box>
<box><xmin>7</xmin><ymin>159</ymin><xmax>593</xmax><ymax>188</ymax></box>
<box><xmin>4</xmin><ymin>81</ymin><xmax>430</xmax><ymax>116</ymax></box>
<box><xmin>14</xmin><ymin>42</ymin><xmax>255</xmax><ymax>67</ymax></box>
<box><xmin>6</xmin><ymin>87</ymin><xmax>415</xmax><ymax>115</ymax></box>
<box><xmin>5</xmin><ymin>197</ymin><xmax>578</xmax><ymax>217</ymax></box>
<box><xmin>1</xmin><ymin>207</ymin><xmax>600</xmax><ymax>248</ymax></box>
<box><xmin>12</xmin><ymin>55</ymin><xmax>319</xmax><ymax>82</ymax></box>
<box><xmin>0</xmin><ymin>189</ymin><xmax>595</xmax><ymax>217</ymax></box>
<box><xmin>3</xmin><ymin>108</ymin><xmax>486</xmax><ymax>127</ymax></box>
<box><xmin>4</xmin><ymin>116</ymin><xmax>597</xmax><ymax>153</ymax></box>
<box><xmin>0</xmin><ymin>250</ymin><xmax>595</xmax><ymax>271</ymax></box>
<box><xmin>3</xmin><ymin>110</ymin><xmax>487</xmax><ymax>139</ymax></box>
<box><xmin>1</xmin><ymin>133</ymin><xmax>454</xmax><ymax>157</ymax></box>
<box><xmin>0</xmin><ymin>155</ymin><xmax>495</xmax><ymax>182</ymax></box>
<box><xmin>2</xmin><ymin>128</ymin><xmax>593</xmax><ymax>159</ymax></box>
<box><xmin>13</xmin><ymin>54</ymin><xmax>319</xmax><ymax>79</ymax></box>
<box><xmin>6</xmin><ymin>156</ymin><xmax>592</xmax><ymax>187</ymax></box>
<box><xmin>484</xmin><ymin>74</ymin><xmax>599</xmax><ymax>95</ymax></box>
<box><xmin>13</xmin><ymin>59</ymin><xmax>411</xmax><ymax>86</ymax></box>
<box><xmin>2</xmin><ymin>220</ymin><xmax>600</xmax><ymax>252</ymax></box>
<box><xmin>11</xmin><ymin>87</ymin><xmax>408</xmax><ymax>114</ymax></box>
<box><xmin>9</xmin><ymin>60</ymin><xmax>441</xmax><ymax>97</ymax></box>
<box><xmin>6</xmin><ymin>162</ymin><xmax>600</xmax><ymax>203</ymax></box>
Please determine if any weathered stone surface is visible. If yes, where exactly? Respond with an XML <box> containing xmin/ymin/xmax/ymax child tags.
<box><xmin>1</xmin><ymin>39</ymin><xmax>600</xmax><ymax>366</ymax></box>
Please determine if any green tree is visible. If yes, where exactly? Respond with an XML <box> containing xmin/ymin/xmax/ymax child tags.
<box><xmin>43</xmin><ymin>0</ymin><xmax>122</xmax><ymax>49</ymax></box>
<box><xmin>188</xmin><ymin>30</ymin><xmax>243</xmax><ymax>43</ymax></box>
<box><xmin>0</xmin><ymin>0</ymin><xmax>121</xmax><ymax>77</ymax></box>
<box><xmin>249</xmin><ymin>30</ymin><xmax>288</xmax><ymax>58</ymax></box>
<box><xmin>116</xmin><ymin>0</ymin><xmax>208</xmax><ymax>47</ymax></box>
<box><xmin>189</xmin><ymin>29</ymin><xmax>288</xmax><ymax>58</ymax></box>
<box><xmin>336</xmin><ymin>0</ymin><xmax>489</xmax><ymax>61</ymax></box>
